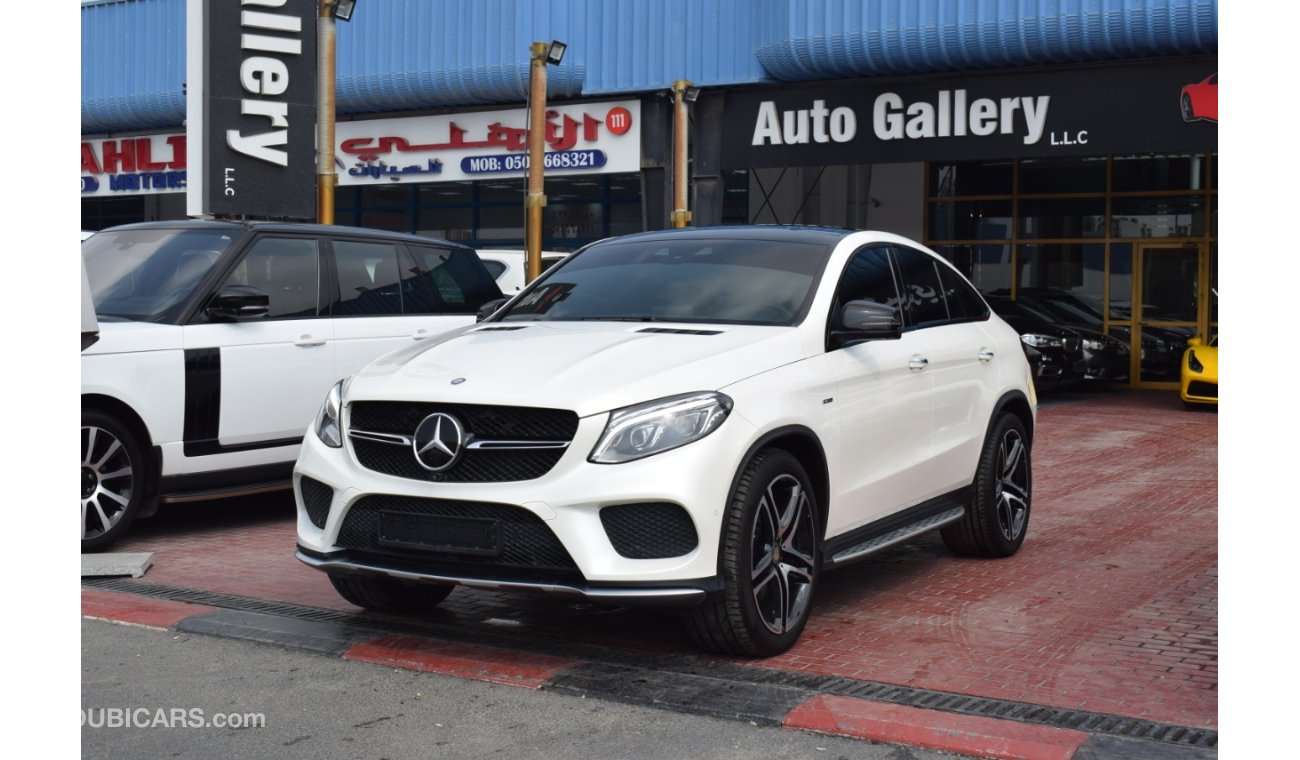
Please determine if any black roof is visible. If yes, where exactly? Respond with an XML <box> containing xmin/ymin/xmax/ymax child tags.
<box><xmin>590</xmin><ymin>225</ymin><xmax>858</xmax><ymax>246</ymax></box>
<box><xmin>98</xmin><ymin>219</ymin><xmax>470</xmax><ymax>249</ymax></box>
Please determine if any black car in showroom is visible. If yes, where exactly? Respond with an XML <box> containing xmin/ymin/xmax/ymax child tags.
<box><xmin>983</xmin><ymin>296</ymin><xmax>1087</xmax><ymax>391</ymax></box>
<box><xmin>1012</xmin><ymin>288</ymin><xmax>1182</xmax><ymax>381</ymax></box>
<box><xmin>985</xmin><ymin>295</ymin><xmax>1130</xmax><ymax>383</ymax></box>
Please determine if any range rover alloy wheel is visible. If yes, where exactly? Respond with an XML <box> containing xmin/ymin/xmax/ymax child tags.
<box><xmin>942</xmin><ymin>413</ymin><xmax>1032</xmax><ymax>558</ymax></box>
<box><xmin>81</xmin><ymin>410</ymin><xmax>147</xmax><ymax>552</ymax></box>
<box><xmin>689</xmin><ymin>449</ymin><xmax>820</xmax><ymax>657</ymax></box>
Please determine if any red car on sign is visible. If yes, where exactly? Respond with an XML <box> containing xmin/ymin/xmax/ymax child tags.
<box><xmin>1181</xmin><ymin>74</ymin><xmax>1217</xmax><ymax>123</ymax></box>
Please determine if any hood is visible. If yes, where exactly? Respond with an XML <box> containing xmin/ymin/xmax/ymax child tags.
<box><xmin>350</xmin><ymin>321</ymin><xmax>807</xmax><ymax>417</ymax></box>
<box><xmin>81</xmin><ymin>320</ymin><xmax>182</xmax><ymax>356</ymax></box>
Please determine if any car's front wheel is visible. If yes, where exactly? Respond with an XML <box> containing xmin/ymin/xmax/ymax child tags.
<box><xmin>329</xmin><ymin>574</ymin><xmax>454</xmax><ymax>614</ymax></box>
<box><xmin>82</xmin><ymin>410</ymin><xmax>148</xmax><ymax>553</ymax></box>
<box><xmin>1181</xmin><ymin>93</ymin><xmax>1195</xmax><ymax>121</ymax></box>
<box><xmin>942</xmin><ymin>413</ymin><xmax>1032</xmax><ymax>558</ymax></box>
<box><xmin>688</xmin><ymin>449</ymin><xmax>820</xmax><ymax>657</ymax></box>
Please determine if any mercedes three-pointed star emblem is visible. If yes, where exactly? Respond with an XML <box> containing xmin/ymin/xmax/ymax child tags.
<box><xmin>412</xmin><ymin>412</ymin><xmax>465</xmax><ymax>472</ymax></box>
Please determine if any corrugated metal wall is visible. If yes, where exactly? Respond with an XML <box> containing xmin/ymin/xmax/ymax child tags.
<box><xmin>81</xmin><ymin>0</ymin><xmax>1217</xmax><ymax>133</ymax></box>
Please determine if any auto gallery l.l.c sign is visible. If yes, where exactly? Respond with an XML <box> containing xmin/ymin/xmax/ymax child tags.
<box><xmin>722</xmin><ymin>57</ymin><xmax>1217</xmax><ymax>168</ymax></box>
<box><xmin>185</xmin><ymin>0</ymin><xmax>317</xmax><ymax>220</ymax></box>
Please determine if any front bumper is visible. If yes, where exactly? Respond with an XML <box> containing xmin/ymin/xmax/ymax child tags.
<box><xmin>294</xmin><ymin>406</ymin><xmax>761</xmax><ymax>595</ymax></box>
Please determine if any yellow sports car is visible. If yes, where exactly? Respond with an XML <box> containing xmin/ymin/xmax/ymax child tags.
<box><xmin>1180</xmin><ymin>336</ymin><xmax>1218</xmax><ymax>407</ymax></box>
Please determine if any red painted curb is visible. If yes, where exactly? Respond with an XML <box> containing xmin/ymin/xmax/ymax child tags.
<box><xmin>785</xmin><ymin>695</ymin><xmax>1090</xmax><ymax>760</ymax></box>
<box><xmin>82</xmin><ymin>589</ymin><xmax>215</xmax><ymax>630</ymax></box>
<box><xmin>344</xmin><ymin>634</ymin><xmax>579</xmax><ymax>688</ymax></box>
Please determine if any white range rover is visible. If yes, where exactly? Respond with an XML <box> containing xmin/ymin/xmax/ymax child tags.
<box><xmin>81</xmin><ymin>221</ymin><xmax>503</xmax><ymax>552</ymax></box>
<box><xmin>294</xmin><ymin>226</ymin><xmax>1036</xmax><ymax>656</ymax></box>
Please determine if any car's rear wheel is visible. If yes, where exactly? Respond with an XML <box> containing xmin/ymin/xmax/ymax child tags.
<box><xmin>942</xmin><ymin>413</ymin><xmax>1032</xmax><ymax>558</ymax></box>
<box><xmin>82</xmin><ymin>410</ymin><xmax>148</xmax><ymax>553</ymax></box>
<box><xmin>1181</xmin><ymin>93</ymin><xmax>1194</xmax><ymax>121</ymax></box>
<box><xmin>688</xmin><ymin>449</ymin><xmax>820</xmax><ymax>657</ymax></box>
<box><xmin>329</xmin><ymin>573</ymin><xmax>454</xmax><ymax>614</ymax></box>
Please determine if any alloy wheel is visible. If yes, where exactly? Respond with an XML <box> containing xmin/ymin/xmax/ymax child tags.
<box><xmin>995</xmin><ymin>429</ymin><xmax>1030</xmax><ymax>541</ymax></box>
<box><xmin>750</xmin><ymin>473</ymin><xmax>817</xmax><ymax>635</ymax></box>
<box><xmin>82</xmin><ymin>425</ymin><xmax>135</xmax><ymax>541</ymax></box>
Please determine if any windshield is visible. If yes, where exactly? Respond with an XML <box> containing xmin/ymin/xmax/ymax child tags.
<box><xmin>84</xmin><ymin>228</ymin><xmax>237</xmax><ymax>321</ymax></box>
<box><xmin>498</xmin><ymin>237</ymin><xmax>834</xmax><ymax>325</ymax></box>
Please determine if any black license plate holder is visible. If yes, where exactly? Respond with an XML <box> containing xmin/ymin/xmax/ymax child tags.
<box><xmin>378</xmin><ymin>512</ymin><xmax>500</xmax><ymax>556</ymax></box>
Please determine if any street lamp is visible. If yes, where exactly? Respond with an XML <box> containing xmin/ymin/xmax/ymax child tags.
<box><xmin>317</xmin><ymin>0</ymin><xmax>356</xmax><ymax>225</ymax></box>
<box><xmin>671</xmin><ymin>80</ymin><xmax>696</xmax><ymax>228</ymax></box>
<box><xmin>525</xmin><ymin>40</ymin><xmax>565</xmax><ymax>284</ymax></box>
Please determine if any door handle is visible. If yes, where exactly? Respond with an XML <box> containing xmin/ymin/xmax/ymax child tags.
<box><xmin>412</xmin><ymin>329</ymin><xmax>430</xmax><ymax>341</ymax></box>
<box><xmin>978</xmin><ymin>349</ymin><xmax>995</xmax><ymax>363</ymax></box>
<box><xmin>294</xmin><ymin>335</ymin><xmax>326</xmax><ymax>347</ymax></box>
<box><xmin>908</xmin><ymin>356</ymin><xmax>929</xmax><ymax>371</ymax></box>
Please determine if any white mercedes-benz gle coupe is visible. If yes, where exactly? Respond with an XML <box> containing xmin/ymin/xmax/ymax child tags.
<box><xmin>295</xmin><ymin>226</ymin><xmax>1036</xmax><ymax>656</ymax></box>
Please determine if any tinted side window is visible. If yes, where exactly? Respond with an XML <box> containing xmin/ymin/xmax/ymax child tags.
<box><xmin>893</xmin><ymin>246</ymin><xmax>950</xmax><ymax>328</ymax></box>
<box><xmin>827</xmin><ymin>246</ymin><xmax>901</xmax><ymax>347</ymax></box>
<box><xmin>332</xmin><ymin>239</ymin><xmax>403</xmax><ymax>316</ymax></box>
<box><xmin>404</xmin><ymin>245</ymin><xmax>502</xmax><ymax>314</ymax></box>
<box><xmin>937</xmin><ymin>264</ymin><xmax>990</xmax><ymax>322</ymax></box>
<box><xmin>221</xmin><ymin>237</ymin><xmax>319</xmax><ymax>319</ymax></box>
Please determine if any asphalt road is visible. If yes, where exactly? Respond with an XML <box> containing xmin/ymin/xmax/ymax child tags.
<box><xmin>82</xmin><ymin>618</ymin><xmax>949</xmax><ymax>760</ymax></box>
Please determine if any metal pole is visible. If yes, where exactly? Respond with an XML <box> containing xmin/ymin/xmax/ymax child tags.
<box><xmin>671</xmin><ymin>80</ymin><xmax>692</xmax><ymax>228</ymax></box>
<box><xmin>525</xmin><ymin>42</ymin><xmax>548</xmax><ymax>283</ymax></box>
<box><xmin>316</xmin><ymin>2</ymin><xmax>337</xmax><ymax>224</ymax></box>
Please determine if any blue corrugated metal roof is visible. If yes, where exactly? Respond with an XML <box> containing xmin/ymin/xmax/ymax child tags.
<box><xmin>81</xmin><ymin>0</ymin><xmax>1217</xmax><ymax>134</ymax></box>
<box><xmin>755</xmin><ymin>0</ymin><xmax>1219</xmax><ymax>80</ymax></box>
<box><xmin>82</xmin><ymin>0</ymin><xmax>186</xmax><ymax>132</ymax></box>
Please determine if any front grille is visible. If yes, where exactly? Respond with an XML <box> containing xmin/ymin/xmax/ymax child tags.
<box><xmin>349</xmin><ymin>401</ymin><xmax>578</xmax><ymax>483</ymax></box>
<box><xmin>337</xmin><ymin>495</ymin><xmax>578</xmax><ymax>572</ymax></box>
<box><xmin>299</xmin><ymin>476</ymin><xmax>333</xmax><ymax>529</ymax></box>
<box><xmin>600</xmin><ymin>502</ymin><xmax>699</xmax><ymax>559</ymax></box>
<box><xmin>1187</xmin><ymin>381</ymin><xmax>1217</xmax><ymax>399</ymax></box>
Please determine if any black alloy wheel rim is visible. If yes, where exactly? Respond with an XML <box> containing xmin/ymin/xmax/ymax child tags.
<box><xmin>82</xmin><ymin>425</ymin><xmax>134</xmax><ymax>540</ymax></box>
<box><xmin>750</xmin><ymin>473</ymin><xmax>817</xmax><ymax>635</ymax></box>
<box><xmin>995</xmin><ymin>429</ymin><xmax>1030</xmax><ymax>541</ymax></box>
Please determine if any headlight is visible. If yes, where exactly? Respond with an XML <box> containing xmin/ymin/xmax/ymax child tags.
<box><xmin>1081</xmin><ymin>338</ymin><xmax>1105</xmax><ymax>350</ymax></box>
<box><xmin>314</xmin><ymin>380</ymin><xmax>345</xmax><ymax>448</ymax></box>
<box><xmin>1020</xmin><ymin>333</ymin><xmax>1062</xmax><ymax>349</ymax></box>
<box><xmin>1187</xmin><ymin>350</ymin><xmax>1204</xmax><ymax>373</ymax></box>
<box><xmin>590</xmin><ymin>392</ymin><xmax>732</xmax><ymax>464</ymax></box>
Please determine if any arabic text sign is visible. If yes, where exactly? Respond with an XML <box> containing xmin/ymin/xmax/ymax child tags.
<box><xmin>336</xmin><ymin>101</ymin><xmax>640</xmax><ymax>185</ymax></box>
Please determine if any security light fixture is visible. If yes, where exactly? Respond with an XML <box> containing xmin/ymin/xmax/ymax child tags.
<box><xmin>683</xmin><ymin>86</ymin><xmax>701</xmax><ymax>103</ymax></box>
<box><xmin>333</xmin><ymin>0</ymin><xmax>356</xmax><ymax>21</ymax></box>
<box><xmin>546</xmin><ymin>40</ymin><xmax>566</xmax><ymax>65</ymax></box>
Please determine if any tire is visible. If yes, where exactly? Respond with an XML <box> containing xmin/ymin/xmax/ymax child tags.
<box><xmin>688</xmin><ymin>449</ymin><xmax>821</xmax><ymax>657</ymax></box>
<box><xmin>329</xmin><ymin>573</ymin><xmax>454</xmax><ymax>614</ymax></box>
<box><xmin>942</xmin><ymin>414</ymin><xmax>1032</xmax><ymax>558</ymax></box>
<box><xmin>1181</xmin><ymin>93</ymin><xmax>1195</xmax><ymax>122</ymax></box>
<box><xmin>81</xmin><ymin>410</ymin><xmax>149</xmax><ymax>553</ymax></box>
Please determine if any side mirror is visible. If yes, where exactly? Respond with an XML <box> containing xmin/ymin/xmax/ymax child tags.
<box><xmin>1186</xmin><ymin>336</ymin><xmax>1204</xmax><ymax>348</ymax></box>
<box><xmin>476</xmin><ymin>297</ymin><xmax>509</xmax><ymax>322</ymax></box>
<box><xmin>206</xmin><ymin>285</ymin><xmax>270</xmax><ymax>321</ymax></box>
<box><xmin>835</xmin><ymin>299</ymin><xmax>901</xmax><ymax>345</ymax></box>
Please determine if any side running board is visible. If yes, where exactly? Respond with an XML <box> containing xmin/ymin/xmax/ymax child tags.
<box><xmin>826</xmin><ymin>506</ymin><xmax>965</xmax><ymax>567</ymax></box>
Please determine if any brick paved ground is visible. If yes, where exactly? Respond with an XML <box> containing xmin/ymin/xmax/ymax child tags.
<box><xmin>108</xmin><ymin>388</ymin><xmax>1217</xmax><ymax>729</ymax></box>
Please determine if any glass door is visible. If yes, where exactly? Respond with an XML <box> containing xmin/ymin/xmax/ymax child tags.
<box><xmin>1131</xmin><ymin>244</ymin><xmax>1204</xmax><ymax>385</ymax></box>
